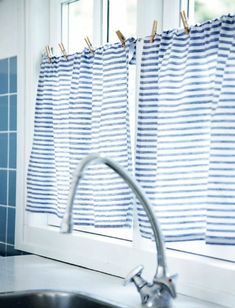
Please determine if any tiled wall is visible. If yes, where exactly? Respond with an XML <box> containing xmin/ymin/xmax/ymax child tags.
<box><xmin>0</xmin><ymin>56</ymin><xmax>22</xmax><ymax>256</ymax></box>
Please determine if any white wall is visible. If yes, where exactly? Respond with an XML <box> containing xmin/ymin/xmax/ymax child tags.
<box><xmin>22</xmin><ymin>0</ymin><xmax>50</xmax><ymax>159</ymax></box>
<box><xmin>0</xmin><ymin>0</ymin><xmax>18</xmax><ymax>58</ymax></box>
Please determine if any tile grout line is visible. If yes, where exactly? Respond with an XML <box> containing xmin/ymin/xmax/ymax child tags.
<box><xmin>0</xmin><ymin>204</ymin><xmax>16</xmax><ymax>209</ymax></box>
<box><xmin>5</xmin><ymin>58</ymin><xmax>10</xmax><ymax>253</ymax></box>
<box><xmin>0</xmin><ymin>168</ymin><xmax>17</xmax><ymax>171</ymax></box>
<box><xmin>0</xmin><ymin>92</ymin><xmax>17</xmax><ymax>97</ymax></box>
<box><xmin>0</xmin><ymin>131</ymin><xmax>17</xmax><ymax>134</ymax></box>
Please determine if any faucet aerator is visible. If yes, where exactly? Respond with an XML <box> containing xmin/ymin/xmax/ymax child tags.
<box><xmin>60</xmin><ymin>221</ymin><xmax>73</xmax><ymax>234</ymax></box>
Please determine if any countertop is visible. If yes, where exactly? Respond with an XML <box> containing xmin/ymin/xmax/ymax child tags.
<box><xmin>0</xmin><ymin>255</ymin><xmax>226</xmax><ymax>308</ymax></box>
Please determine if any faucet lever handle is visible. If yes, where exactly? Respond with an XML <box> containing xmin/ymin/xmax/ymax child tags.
<box><xmin>154</xmin><ymin>273</ymin><xmax>178</xmax><ymax>298</ymax></box>
<box><xmin>123</xmin><ymin>265</ymin><xmax>146</xmax><ymax>288</ymax></box>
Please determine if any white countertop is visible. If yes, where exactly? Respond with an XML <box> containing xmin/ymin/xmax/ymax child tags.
<box><xmin>0</xmin><ymin>255</ymin><xmax>226</xmax><ymax>308</ymax></box>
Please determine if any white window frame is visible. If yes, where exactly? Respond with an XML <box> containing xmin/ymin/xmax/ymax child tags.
<box><xmin>16</xmin><ymin>1</ymin><xmax>235</xmax><ymax>307</ymax></box>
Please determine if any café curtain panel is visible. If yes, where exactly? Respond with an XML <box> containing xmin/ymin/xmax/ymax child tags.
<box><xmin>136</xmin><ymin>14</ymin><xmax>235</xmax><ymax>245</ymax></box>
<box><xmin>27</xmin><ymin>39</ymin><xmax>135</xmax><ymax>228</ymax></box>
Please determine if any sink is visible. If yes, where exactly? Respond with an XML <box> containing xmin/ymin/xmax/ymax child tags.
<box><xmin>0</xmin><ymin>290</ymin><xmax>123</xmax><ymax>308</ymax></box>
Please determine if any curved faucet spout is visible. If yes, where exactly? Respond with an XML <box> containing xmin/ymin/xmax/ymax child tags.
<box><xmin>61</xmin><ymin>154</ymin><xmax>177</xmax><ymax>306</ymax></box>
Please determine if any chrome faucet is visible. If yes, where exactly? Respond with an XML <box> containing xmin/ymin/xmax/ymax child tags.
<box><xmin>61</xmin><ymin>154</ymin><xmax>177</xmax><ymax>307</ymax></box>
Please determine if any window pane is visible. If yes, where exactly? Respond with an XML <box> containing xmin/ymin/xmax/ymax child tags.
<box><xmin>194</xmin><ymin>0</ymin><xmax>235</xmax><ymax>23</ymax></box>
<box><xmin>62</xmin><ymin>0</ymin><xmax>94</xmax><ymax>53</ymax></box>
<box><xmin>108</xmin><ymin>0</ymin><xmax>137</xmax><ymax>43</ymax></box>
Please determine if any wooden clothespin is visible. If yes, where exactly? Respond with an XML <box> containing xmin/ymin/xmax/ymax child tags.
<box><xmin>84</xmin><ymin>36</ymin><xmax>95</xmax><ymax>54</ymax></box>
<box><xmin>45</xmin><ymin>45</ymin><xmax>52</xmax><ymax>63</ymax></box>
<box><xmin>150</xmin><ymin>20</ymin><xmax>158</xmax><ymax>43</ymax></box>
<box><xmin>58</xmin><ymin>42</ymin><xmax>68</xmax><ymax>60</ymax></box>
<box><xmin>180</xmin><ymin>10</ymin><xmax>190</xmax><ymax>34</ymax></box>
<box><xmin>116</xmin><ymin>30</ymin><xmax>126</xmax><ymax>47</ymax></box>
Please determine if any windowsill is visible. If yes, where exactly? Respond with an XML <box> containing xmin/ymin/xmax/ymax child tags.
<box><xmin>167</xmin><ymin>240</ymin><xmax>235</xmax><ymax>262</ymax></box>
<box><xmin>166</xmin><ymin>249</ymin><xmax>235</xmax><ymax>307</ymax></box>
<box><xmin>0</xmin><ymin>254</ymin><xmax>226</xmax><ymax>308</ymax></box>
<box><xmin>16</xmin><ymin>224</ymin><xmax>235</xmax><ymax>307</ymax></box>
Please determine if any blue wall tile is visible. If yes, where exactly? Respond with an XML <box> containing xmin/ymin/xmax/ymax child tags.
<box><xmin>0</xmin><ymin>171</ymin><xmax>7</xmax><ymax>205</ymax></box>
<box><xmin>0</xmin><ymin>133</ymin><xmax>8</xmax><ymax>168</ymax></box>
<box><xmin>7</xmin><ymin>207</ymin><xmax>15</xmax><ymax>245</ymax></box>
<box><xmin>8</xmin><ymin>171</ymin><xmax>16</xmax><ymax>207</ymax></box>
<box><xmin>9</xmin><ymin>133</ymin><xmax>16</xmax><ymax>169</ymax></box>
<box><xmin>10</xmin><ymin>95</ymin><xmax>17</xmax><ymax>131</ymax></box>
<box><xmin>0</xmin><ymin>96</ymin><xmax>8</xmax><ymax>131</ymax></box>
<box><xmin>9</xmin><ymin>57</ymin><xmax>17</xmax><ymax>93</ymax></box>
<box><xmin>0</xmin><ymin>56</ymin><xmax>19</xmax><ymax>256</ymax></box>
<box><xmin>0</xmin><ymin>206</ymin><xmax>6</xmax><ymax>242</ymax></box>
<box><xmin>0</xmin><ymin>59</ymin><xmax>8</xmax><ymax>95</ymax></box>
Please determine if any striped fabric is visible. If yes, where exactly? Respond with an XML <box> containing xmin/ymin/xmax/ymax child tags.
<box><xmin>27</xmin><ymin>39</ymin><xmax>136</xmax><ymax>228</ymax></box>
<box><xmin>136</xmin><ymin>14</ymin><xmax>235</xmax><ymax>244</ymax></box>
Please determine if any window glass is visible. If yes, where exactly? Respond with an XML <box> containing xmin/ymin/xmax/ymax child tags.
<box><xmin>107</xmin><ymin>0</ymin><xmax>137</xmax><ymax>43</ymax></box>
<box><xmin>194</xmin><ymin>0</ymin><xmax>235</xmax><ymax>23</ymax></box>
<box><xmin>62</xmin><ymin>0</ymin><xmax>94</xmax><ymax>53</ymax></box>
<box><xmin>62</xmin><ymin>0</ymin><xmax>137</xmax><ymax>53</ymax></box>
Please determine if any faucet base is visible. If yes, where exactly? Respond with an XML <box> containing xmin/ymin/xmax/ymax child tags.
<box><xmin>140</xmin><ymin>284</ymin><xmax>173</xmax><ymax>308</ymax></box>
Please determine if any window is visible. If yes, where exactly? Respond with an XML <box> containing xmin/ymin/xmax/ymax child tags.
<box><xmin>61</xmin><ymin>0</ymin><xmax>137</xmax><ymax>53</ymax></box>
<box><xmin>185</xmin><ymin>0</ymin><xmax>235</xmax><ymax>24</ymax></box>
<box><xmin>61</xmin><ymin>0</ymin><xmax>94</xmax><ymax>53</ymax></box>
<box><xmin>16</xmin><ymin>2</ymin><xmax>235</xmax><ymax>307</ymax></box>
<box><xmin>60</xmin><ymin>0</ymin><xmax>235</xmax><ymax>265</ymax></box>
<box><xmin>106</xmin><ymin>0</ymin><xmax>137</xmax><ymax>43</ymax></box>
<box><xmin>195</xmin><ymin>0</ymin><xmax>235</xmax><ymax>23</ymax></box>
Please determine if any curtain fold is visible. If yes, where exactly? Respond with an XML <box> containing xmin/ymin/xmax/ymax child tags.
<box><xmin>136</xmin><ymin>14</ymin><xmax>235</xmax><ymax>244</ymax></box>
<box><xmin>27</xmin><ymin>39</ymin><xmax>136</xmax><ymax>229</ymax></box>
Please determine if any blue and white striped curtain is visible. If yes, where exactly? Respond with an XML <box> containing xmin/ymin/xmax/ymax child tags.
<box><xmin>27</xmin><ymin>39</ymin><xmax>136</xmax><ymax>228</ymax></box>
<box><xmin>136</xmin><ymin>14</ymin><xmax>235</xmax><ymax>245</ymax></box>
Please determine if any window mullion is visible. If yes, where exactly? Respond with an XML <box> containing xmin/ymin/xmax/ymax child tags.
<box><xmin>49</xmin><ymin>0</ymin><xmax>64</xmax><ymax>50</ymax></box>
<box><xmin>93</xmin><ymin>0</ymin><xmax>103</xmax><ymax>47</ymax></box>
